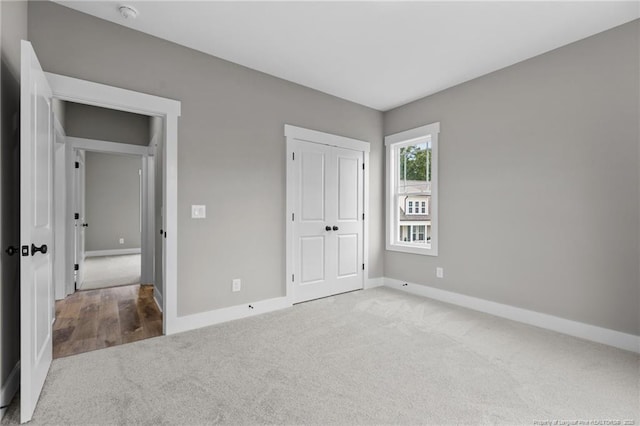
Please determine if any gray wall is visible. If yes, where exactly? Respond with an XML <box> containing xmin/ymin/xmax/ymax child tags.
<box><xmin>52</xmin><ymin>98</ymin><xmax>65</xmax><ymax>127</ymax></box>
<box><xmin>384</xmin><ymin>21</ymin><xmax>640</xmax><ymax>336</ymax></box>
<box><xmin>65</xmin><ymin>101</ymin><xmax>150</xmax><ymax>146</ymax></box>
<box><xmin>85</xmin><ymin>152</ymin><xmax>142</xmax><ymax>251</ymax></box>
<box><xmin>28</xmin><ymin>1</ymin><xmax>384</xmax><ymax>316</ymax></box>
<box><xmin>0</xmin><ymin>0</ymin><xmax>27</xmax><ymax>407</ymax></box>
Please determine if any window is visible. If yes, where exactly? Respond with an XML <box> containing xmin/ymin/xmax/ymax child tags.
<box><xmin>385</xmin><ymin>122</ymin><xmax>439</xmax><ymax>256</ymax></box>
<box><xmin>405</xmin><ymin>198</ymin><xmax>428</xmax><ymax>216</ymax></box>
<box><xmin>412</xmin><ymin>225</ymin><xmax>425</xmax><ymax>241</ymax></box>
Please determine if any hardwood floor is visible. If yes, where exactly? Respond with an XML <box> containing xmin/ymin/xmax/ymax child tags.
<box><xmin>53</xmin><ymin>284</ymin><xmax>162</xmax><ymax>359</ymax></box>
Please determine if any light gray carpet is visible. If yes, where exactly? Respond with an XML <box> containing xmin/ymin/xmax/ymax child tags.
<box><xmin>3</xmin><ymin>287</ymin><xmax>638</xmax><ymax>425</ymax></box>
<box><xmin>80</xmin><ymin>254</ymin><xmax>141</xmax><ymax>290</ymax></box>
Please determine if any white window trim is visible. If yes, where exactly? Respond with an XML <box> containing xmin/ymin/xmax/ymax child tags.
<box><xmin>385</xmin><ymin>122</ymin><xmax>439</xmax><ymax>256</ymax></box>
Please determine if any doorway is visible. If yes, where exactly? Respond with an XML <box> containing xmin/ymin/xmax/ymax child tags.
<box><xmin>19</xmin><ymin>40</ymin><xmax>181</xmax><ymax>423</ymax></box>
<box><xmin>51</xmin><ymin>102</ymin><xmax>163</xmax><ymax>359</ymax></box>
<box><xmin>285</xmin><ymin>125</ymin><xmax>370</xmax><ymax>304</ymax></box>
<box><xmin>75</xmin><ymin>150</ymin><xmax>143</xmax><ymax>292</ymax></box>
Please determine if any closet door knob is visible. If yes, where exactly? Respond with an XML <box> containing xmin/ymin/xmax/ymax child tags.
<box><xmin>325</xmin><ymin>226</ymin><xmax>332</xmax><ymax>231</ymax></box>
<box><xmin>332</xmin><ymin>226</ymin><xmax>339</xmax><ymax>231</ymax></box>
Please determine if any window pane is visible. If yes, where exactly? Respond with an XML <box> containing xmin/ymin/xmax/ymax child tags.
<box><xmin>396</xmin><ymin>139</ymin><xmax>431</xmax><ymax>246</ymax></box>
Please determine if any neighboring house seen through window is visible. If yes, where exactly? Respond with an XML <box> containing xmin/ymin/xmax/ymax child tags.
<box><xmin>385</xmin><ymin>122</ymin><xmax>439</xmax><ymax>256</ymax></box>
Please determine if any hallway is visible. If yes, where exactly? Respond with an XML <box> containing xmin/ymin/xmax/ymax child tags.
<box><xmin>80</xmin><ymin>254</ymin><xmax>141</xmax><ymax>291</ymax></box>
<box><xmin>53</xmin><ymin>284</ymin><xmax>162</xmax><ymax>359</ymax></box>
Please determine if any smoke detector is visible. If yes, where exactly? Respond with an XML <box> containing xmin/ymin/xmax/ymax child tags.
<box><xmin>118</xmin><ymin>5</ymin><xmax>139</xmax><ymax>19</ymax></box>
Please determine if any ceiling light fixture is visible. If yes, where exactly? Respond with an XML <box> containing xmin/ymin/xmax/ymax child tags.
<box><xmin>118</xmin><ymin>5</ymin><xmax>139</xmax><ymax>20</ymax></box>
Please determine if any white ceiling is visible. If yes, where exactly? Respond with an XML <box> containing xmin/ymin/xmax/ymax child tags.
<box><xmin>53</xmin><ymin>1</ymin><xmax>639</xmax><ymax>111</ymax></box>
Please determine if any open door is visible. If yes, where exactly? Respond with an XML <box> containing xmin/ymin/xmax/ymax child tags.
<box><xmin>20</xmin><ymin>40</ymin><xmax>54</xmax><ymax>423</ymax></box>
<box><xmin>73</xmin><ymin>150</ymin><xmax>86</xmax><ymax>288</ymax></box>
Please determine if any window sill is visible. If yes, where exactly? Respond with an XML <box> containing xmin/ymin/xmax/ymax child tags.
<box><xmin>386</xmin><ymin>243</ymin><xmax>438</xmax><ymax>256</ymax></box>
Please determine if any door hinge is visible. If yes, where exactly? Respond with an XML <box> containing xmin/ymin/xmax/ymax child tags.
<box><xmin>292</xmin><ymin>152</ymin><xmax>295</xmax><ymax>160</ymax></box>
<box><xmin>291</xmin><ymin>213</ymin><xmax>295</xmax><ymax>221</ymax></box>
<box><xmin>75</xmin><ymin>161</ymin><xmax>79</xmax><ymax>169</ymax></box>
<box><xmin>74</xmin><ymin>213</ymin><xmax>79</xmax><ymax>220</ymax></box>
<box><xmin>362</xmin><ymin>263</ymin><xmax>365</xmax><ymax>270</ymax></box>
<box><xmin>292</xmin><ymin>274</ymin><xmax>295</xmax><ymax>282</ymax></box>
<box><xmin>362</xmin><ymin>163</ymin><xmax>365</xmax><ymax>170</ymax></box>
<box><xmin>74</xmin><ymin>264</ymin><xmax>79</xmax><ymax>271</ymax></box>
<box><xmin>362</xmin><ymin>213</ymin><xmax>365</xmax><ymax>220</ymax></box>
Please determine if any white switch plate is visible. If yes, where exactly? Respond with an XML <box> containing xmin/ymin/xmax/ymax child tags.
<box><xmin>436</xmin><ymin>267</ymin><xmax>444</xmax><ymax>278</ymax></box>
<box><xmin>119</xmin><ymin>238</ymin><xmax>124</xmax><ymax>245</ymax></box>
<box><xmin>232</xmin><ymin>279</ymin><xmax>241</xmax><ymax>292</ymax></box>
<box><xmin>191</xmin><ymin>205</ymin><xmax>206</xmax><ymax>219</ymax></box>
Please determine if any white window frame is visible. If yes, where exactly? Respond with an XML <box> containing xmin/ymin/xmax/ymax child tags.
<box><xmin>385</xmin><ymin>122</ymin><xmax>439</xmax><ymax>256</ymax></box>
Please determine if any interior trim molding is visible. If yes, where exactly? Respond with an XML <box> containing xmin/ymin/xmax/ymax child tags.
<box><xmin>45</xmin><ymin>72</ymin><xmax>181</xmax><ymax>117</ymax></box>
<box><xmin>67</xmin><ymin>136</ymin><xmax>149</xmax><ymax>156</ymax></box>
<box><xmin>153</xmin><ymin>289</ymin><xmax>163</xmax><ymax>313</ymax></box>
<box><xmin>383</xmin><ymin>277</ymin><xmax>640</xmax><ymax>354</ymax></box>
<box><xmin>285</xmin><ymin>124</ymin><xmax>370</xmax><ymax>153</ymax></box>
<box><xmin>0</xmin><ymin>362</ymin><xmax>20</xmax><ymax>419</ymax></box>
<box><xmin>85</xmin><ymin>248</ymin><xmax>141</xmax><ymax>257</ymax></box>
<box><xmin>169</xmin><ymin>297</ymin><xmax>292</xmax><ymax>335</ymax></box>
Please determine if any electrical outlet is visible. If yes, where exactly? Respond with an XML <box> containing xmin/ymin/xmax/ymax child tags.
<box><xmin>232</xmin><ymin>279</ymin><xmax>241</xmax><ymax>292</ymax></box>
<box><xmin>436</xmin><ymin>267</ymin><xmax>444</xmax><ymax>278</ymax></box>
<box><xmin>119</xmin><ymin>238</ymin><xmax>124</xmax><ymax>245</ymax></box>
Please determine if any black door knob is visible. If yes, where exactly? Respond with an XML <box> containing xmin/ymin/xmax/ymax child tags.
<box><xmin>5</xmin><ymin>246</ymin><xmax>19</xmax><ymax>256</ymax></box>
<box><xmin>332</xmin><ymin>226</ymin><xmax>339</xmax><ymax>231</ymax></box>
<box><xmin>82</xmin><ymin>223</ymin><xmax>88</xmax><ymax>227</ymax></box>
<box><xmin>325</xmin><ymin>226</ymin><xmax>332</xmax><ymax>231</ymax></box>
<box><xmin>31</xmin><ymin>243</ymin><xmax>48</xmax><ymax>255</ymax></box>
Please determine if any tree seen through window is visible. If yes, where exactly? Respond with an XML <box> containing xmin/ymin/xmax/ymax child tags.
<box><xmin>399</xmin><ymin>142</ymin><xmax>431</xmax><ymax>182</ymax></box>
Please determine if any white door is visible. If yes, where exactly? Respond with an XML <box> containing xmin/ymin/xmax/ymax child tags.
<box><xmin>20</xmin><ymin>40</ymin><xmax>54</xmax><ymax>423</ymax></box>
<box><xmin>292</xmin><ymin>140</ymin><xmax>364</xmax><ymax>303</ymax></box>
<box><xmin>73</xmin><ymin>150</ymin><xmax>86</xmax><ymax>288</ymax></box>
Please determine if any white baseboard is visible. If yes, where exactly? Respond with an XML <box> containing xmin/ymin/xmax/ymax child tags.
<box><xmin>365</xmin><ymin>277</ymin><xmax>384</xmax><ymax>289</ymax></box>
<box><xmin>85</xmin><ymin>248</ymin><xmax>141</xmax><ymax>257</ymax></box>
<box><xmin>168</xmin><ymin>297</ymin><xmax>292</xmax><ymax>335</ymax></box>
<box><xmin>383</xmin><ymin>278</ymin><xmax>640</xmax><ymax>354</ymax></box>
<box><xmin>153</xmin><ymin>286</ymin><xmax>163</xmax><ymax>313</ymax></box>
<box><xmin>0</xmin><ymin>362</ymin><xmax>20</xmax><ymax>419</ymax></box>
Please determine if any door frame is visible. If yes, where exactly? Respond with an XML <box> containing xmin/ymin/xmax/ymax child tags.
<box><xmin>284</xmin><ymin>124</ymin><xmax>370</xmax><ymax>304</ymax></box>
<box><xmin>73</xmin><ymin>149</ymin><xmax>86</xmax><ymax>289</ymax></box>
<box><xmin>65</xmin><ymin>137</ymin><xmax>153</xmax><ymax>291</ymax></box>
<box><xmin>45</xmin><ymin>72</ymin><xmax>181</xmax><ymax>334</ymax></box>
<box><xmin>53</xmin><ymin>117</ymin><xmax>70</xmax><ymax>300</ymax></box>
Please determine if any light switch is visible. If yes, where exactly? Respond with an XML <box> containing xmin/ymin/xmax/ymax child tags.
<box><xmin>191</xmin><ymin>205</ymin><xmax>206</xmax><ymax>219</ymax></box>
